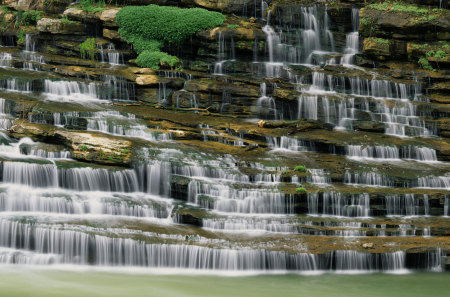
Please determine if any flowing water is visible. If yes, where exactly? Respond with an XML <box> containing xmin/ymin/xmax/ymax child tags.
<box><xmin>0</xmin><ymin>1</ymin><xmax>448</xmax><ymax>294</ymax></box>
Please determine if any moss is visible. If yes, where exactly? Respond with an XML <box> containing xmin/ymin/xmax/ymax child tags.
<box><xmin>60</xmin><ymin>17</ymin><xmax>76</xmax><ymax>25</ymax></box>
<box><xmin>227</xmin><ymin>24</ymin><xmax>239</xmax><ymax>29</ymax></box>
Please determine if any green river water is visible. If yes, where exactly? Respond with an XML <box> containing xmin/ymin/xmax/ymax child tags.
<box><xmin>0</xmin><ymin>268</ymin><xmax>448</xmax><ymax>297</ymax></box>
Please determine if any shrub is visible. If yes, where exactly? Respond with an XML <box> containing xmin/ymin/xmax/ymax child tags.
<box><xmin>15</xmin><ymin>9</ymin><xmax>43</xmax><ymax>27</ymax></box>
<box><xmin>135</xmin><ymin>50</ymin><xmax>180</xmax><ymax>69</ymax></box>
<box><xmin>79</xmin><ymin>38</ymin><xmax>96</xmax><ymax>59</ymax></box>
<box><xmin>295</xmin><ymin>187</ymin><xmax>307</xmax><ymax>193</ymax></box>
<box><xmin>294</xmin><ymin>165</ymin><xmax>307</xmax><ymax>172</ymax></box>
<box><xmin>116</xmin><ymin>5</ymin><xmax>225</xmax><ymax>69</ymax></box>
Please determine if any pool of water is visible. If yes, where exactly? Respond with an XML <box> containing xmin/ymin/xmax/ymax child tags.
<box><xmin>0</xmin><ymin>267</ymin><xmax>448</xmax><ymax>297</ymax></box>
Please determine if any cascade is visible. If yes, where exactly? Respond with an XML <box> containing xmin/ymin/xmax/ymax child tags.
<box><xmin>266</xmin><ymin>136</ymin><xmax>315</xmax><ymax>152</ymax></box>
<box><xmin>0</xmin><ymin>52</ymin><xmax>12</xmax><ymax>67</ymax></box>
<box><xmin>385</xmin><ymin>194</ymin><xmax>422</xmax><ymax>216</ymax></box>
<box><xmin>213</xmin><ymin>31</ymin><xmax>235</xmax><ymax>75</ymax></box>
<box><xmin>307</xmin><ymin>192</ymin><xmax>370</xmax><ymax>217</ymax></box>
<box><xmin>98</xmin><ymin>43</ymin><xmax>123</xmax><ymax>65</ymax></box>
<box><xmin>307</xmin><ymin>169</ymin><xmax>331</xmax><ymax>185</ymax></box>
<box><xmin>344</xmin><ymin>171</ymin><xmax>394</xmax><ymax>187</ymax></box>
<box><xmin>340</xmin><ymin>8</ymin><xmax>360</xmax><ymax>65</ymax></box>
<box><xmin>1</xmin><ymin>217</ymin><xmax>441</xmax><ymax>270</ymax></box>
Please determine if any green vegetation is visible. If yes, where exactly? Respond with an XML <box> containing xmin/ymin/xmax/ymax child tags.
<box><xmin>79</xmin><ymin>0</ymin><xmax>106</xmax><ymax>13</ymax></box>
<box><xmin>15</xmin><ymin>9</ymin><xmax>43</xmax><ymax>27</ymax></box>
<box><xmin>79</xmin><ymin>38</ymin><xmax>96</xmax><ymax>59</ymax></box>
<box><xmin>367</xmin><ymin>1</ymin><xmax>443</xmax><ymax>15</ymax></box>
<box><xmin>370</xmin><ymin>37</ymin><xmax>389</xmax><ymax>45</ymax></box>
<box><xmin>418</xmin><ymin>57</ymin><xmax>434</xmax><ymax>71</ymax></box>
<box><xmin>116</xmin><ymin>4</ymin><xmax>225</xmax><ymax>69</ymax></box>
<box><xmin>135</xmin><ymin>50</ymin><xmax>180</xmax><ymax>69</ymax></box>
<box><xmin>16</xmin><ymin>29</ymin><xmax>25</xmax><ymax>44</ymax></box>
<box><xmin>295</xmin><ymin>187</ymin><xmax>307</xmax><ymax>193</ymax></box>
<box><xmin>294</xmin><ymin>165</ymin><xmax>307</xmax><ymax>172</ymax></box>
<box><xmin>80</xmin><ymin>145</ymin><xmax>89</xmax><ymax>151</ymax></box>
<box><xmin>227</xmin><ymin>24</ymin><xmax>240</xmax><ymax>29</ymax></box>
<box><xmin>60</xmin><ymin>17</ymin><xmax>77</xmax><ymax>25</ymax></box>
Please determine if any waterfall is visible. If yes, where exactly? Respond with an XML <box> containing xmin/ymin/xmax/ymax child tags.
<box><xmin>266</xmin><ymin>136</ymin><xmax>314</xmax><ymax>152</ymax></box>
<box><xmin>340</xmin><ymin>8</ymin><xmax>360</xmax><ymax>65</ymax></box>
<box><xmin>346</xmin><ymin>145</ymin><xmax>400</xmax><ymax>160</ymax></box>
<box><xmin>98</xmin><ymin>43</ymin><xmax>123</xmax><ymax>65</ymax></box>
<box><xmin>0</xmin><ymin>52</ymin><xmax>12</xmax><ymax>67</ymax></box>
<box><xmin>344</xmin><ymin>171</ymin><xmax>393</xmax><ymax>187</ymax></box>
<box><xmin>307</xmin><ymin>192</ymin><xmax>370</xmax><ymax>217</ymax></box>
<box><xmin>307</xmin><ymin>169</ymin><xmax>330</xmax><ymax>185</ymax></box>
<box><xmin>24</xmin><ymin>34</ymin><xmax>36</xmax><ymax>52</ymax></box>
<box><xmin>0</xmin><ymin>218</ymin><xmax>442</xmax><ymax>270</ymax></box>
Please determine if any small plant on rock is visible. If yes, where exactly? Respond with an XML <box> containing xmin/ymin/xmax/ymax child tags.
<box><xmin>294</xmin><ymin>165</ymin><xmax>307</xmax><ymax>172</ymax></box>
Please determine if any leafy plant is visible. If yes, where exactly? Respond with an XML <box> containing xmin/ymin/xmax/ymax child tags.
<box><xmin>116</xmin><ymin>4</ymin><xmax>225</xmax><ymax>69</ymax></box>
<box><xmin>15</xmin><ymin>9</ymin><xmax>43</xmax><ymax>27</ymax></box>
<box><xmin>79</xmin><ymin>37</ymin><xmax>96</xmax><ymax>59</ymax></box>
<box><xmin>227</xmin><ymin>24</ymin><xmax>239</xmax><ymax>29</ymax></box>
<box><xmin>79</xmin><ymin>0</ymin><xmax>106</xmax><ymax>13</ymax></box>
<box><xmin>295</xmin><ymin>187</ymin><xmax>307</xmax><ymax>193</ymax></box>
<box><xmin>418</xmin><ymin>57</ymin><xmax>434</xmax><ymax>71</ymax></box>
<box><xmin>294</xmin><ymin>165</ymin><xmax>307</xmax><ymax>172</ymax></box>
<box><xmin>16</xmin><ymin>29</ymin><xmax>25</xmax><ymax>44</ymax></box>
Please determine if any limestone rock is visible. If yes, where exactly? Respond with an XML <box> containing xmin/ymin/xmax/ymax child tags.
<box><xmin>100</xmin><ymin>8</ymin><xmax>121</xmax><ymax>27</ymax></box>
<box><xmin>9</xmin><ymin>120</ymin><xmax>133</xmax><ymax>166</ymax></box>
<box><xmin>185</xmin><ymin>79</ymin><xmax>260</xmax><ymax>97</ymax></box>
<box><xmin>363</xmin><ymin>38</ymin><xmax>390</xmax><ymax>59</ymax></box>
<box><xmin>36</xmin><ymin>18</ymin><xmax>84</xmax><ymax>35</ymax></box>
<box><xmin>103</xmin><ymin>28</ymin><xmax>124</xmax><ymax>42</ymax></box>
<box><xmin>192</xmin><ymin>0</ymin><xmax>253</xmax><ymax>13</ymax></box>
<box><xmin>136</xmin><ymin>75</ymin><xmax>159</xmax><ymax>86</ymax></box>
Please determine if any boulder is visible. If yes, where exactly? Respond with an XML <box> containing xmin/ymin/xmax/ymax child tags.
<box><xmin>136</xmin><ymin>75</ymin><xmax>159</xmax><ymax>86</ymax></box>
<box><xmin>100</xmin><ymin>8</ymin><xmax>121</xmax><ymax>27</ymax></box>
<box><xmin>103</xmin><ymin>28</ymin><xmax>124</xmax><ymax>42</ymax></box>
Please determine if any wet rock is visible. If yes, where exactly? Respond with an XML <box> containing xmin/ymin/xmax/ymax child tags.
<box><xmin>359</xmin><ymin>6</ymin><xmax>450</xmax><ymax>40</ymax></box>
<box><xmin>185</xmin><ymin>78</ymin><xmax>260</xmax><ymax>97</ymax></box>
<box><xmin>272</xmin><ymin>88</ymin><xmax>299</xmax><ymax>101</ymax></box>
<box><xmin>36</xmin><ymin>18</ymin><xmax>84</xmax><ymax>35</ymax></box>
<box><xmin>103</xmin><ymin>28</ymin><xmax>124</xmax><ymax>42</ymax></box>
<box><xmin>363</xmin><ymin>37</ymin><xmax>391</xmax><ymax>59</ymax></box>
<box><xmin>353</xmin><ymin>121</ymin><xmax>385</xmax><ymax>133</ymax></box>
<box><xmin>9</xmin><ymin>120</ymin><xmax>133</xmax><ymax>167</ymax></box>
